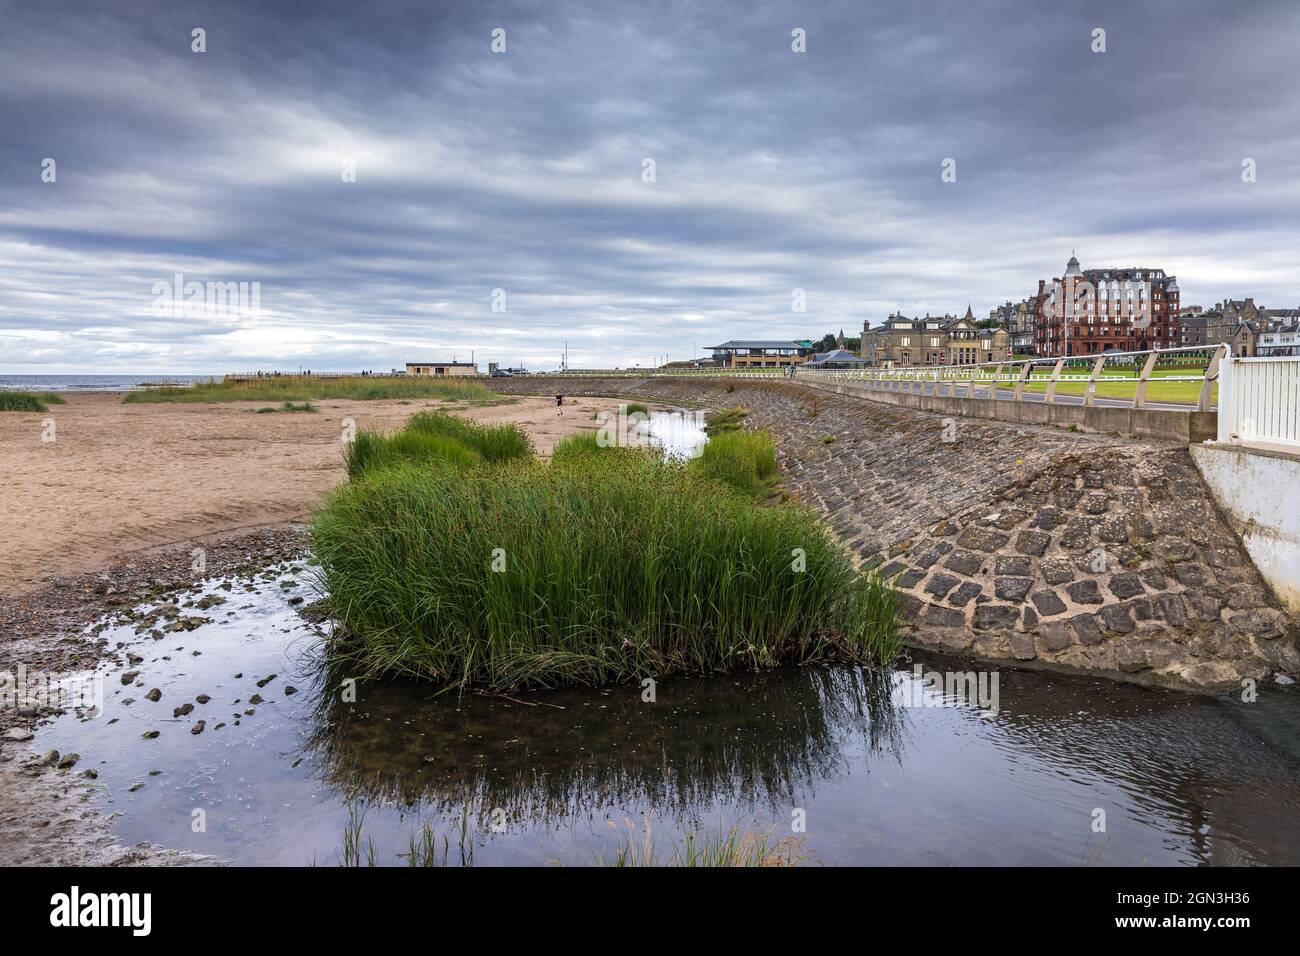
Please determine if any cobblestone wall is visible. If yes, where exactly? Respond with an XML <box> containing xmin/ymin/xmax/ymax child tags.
<box><xmin>493</xmin><ymin>377</ymin><xmax>1299</xmax><ymax>691</ymax></box>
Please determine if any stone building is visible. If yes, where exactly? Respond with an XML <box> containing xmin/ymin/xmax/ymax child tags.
<box><xmin>860</xmin><ymin>307</ymin><xmax>1011</xmax><ymax>367</ymax></box>
<box><xmin>1179</xmin><ymin>312</ymin><xmax>1208</xmax><ymax>347</ymax></box>
<box><xmin>1033</xmin><ymin>255</ymin><xmax>1181</xmax><ymax>357</ymax></box>
<box><xmin>990</xmin><ymin>298</ymin><xmax>1036</xmax><ymax>356</ymax></box>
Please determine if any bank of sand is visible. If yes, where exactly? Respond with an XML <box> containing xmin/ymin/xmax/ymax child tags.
<box><xmin>0</xmin><ymin>391</ymin><xmax>634</xmax><ymax>596</ymax></box>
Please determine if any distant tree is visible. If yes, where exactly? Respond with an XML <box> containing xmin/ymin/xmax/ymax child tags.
<box><xmin>845</xmin><ymin>337</ymin><xmax>861</xmax><ymax>351</ymax></box>
<box><xmin>814</xmin><ymin>333</ymin><xmax>837</xmax><ymax>352</ymax></box>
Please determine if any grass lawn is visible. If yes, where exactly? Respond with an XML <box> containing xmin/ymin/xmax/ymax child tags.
<box><xmin>1012</xmin><ymin>364</ymin><xmax>1215</xmax><ymax>404</ymax></box>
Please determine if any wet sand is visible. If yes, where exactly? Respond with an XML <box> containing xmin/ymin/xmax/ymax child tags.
<box><xmin>0</xmin><ymin>391</ymin><xmax>625</xmax><ymax>596</ymax></box>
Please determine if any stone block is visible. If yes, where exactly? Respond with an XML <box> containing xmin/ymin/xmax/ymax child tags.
<box><xmin>1015</xmin><ymin>530</ymin><xmax>1051</xmax><ymax>556</ymax></box>
<box><xmin>1030</xmin><ymin>590</ymin><xmax>1067</xmax><ymax>616</ymax></box>
<box><xmin>1065</xmin><ymin>579</ymin><xmax>1103</xmax><ymax>604</ymax></box>
<box><xmin>1107</xmin><ymin>572</ymin><xmax>1144</xmax><ymax>600</ymax></box>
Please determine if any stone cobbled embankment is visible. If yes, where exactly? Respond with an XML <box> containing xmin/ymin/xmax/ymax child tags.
<box><xmin>493</xmin><ymin>377</ymin><xmax>1300</xmax><ymax>691</ymax></box>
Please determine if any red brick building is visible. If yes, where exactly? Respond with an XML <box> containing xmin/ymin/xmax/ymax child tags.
<box><xmin>1034</xmin><ymin>255</ymin><xmax>1181</xmax><ymax>357</ymax></box>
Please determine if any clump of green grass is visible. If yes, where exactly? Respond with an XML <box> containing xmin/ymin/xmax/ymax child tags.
<box><xmin>822</xmin><ymin>435</ymin><xmax>836</xmax><ymax>444</ymax></box>
<box><xmin>550</xmin><ymin>430</ymin><xmax>605</xmax><ymax>462</ymax></box>
<box><xmin>343</xmin><ymin>410</ymin><xmax>531</xmax><ymax>480</ymax></box>
<box><xmin>704</xmin><ymin>407</ymin><xmax>748</xmax><ymax>435</ymax></box>
<box><xmin>405</xmin><ymin>410</ymin><xmax>532</xmax><ymax>463</ymax></box>
<box><xmin>344</xmin><ymin>429</ymin><xmax>483</xmax><ymax>480</ymax></box>
<box><xmin>311</xmin><ymin>449</ymin><xmax>899</xmax><ymax>691</ymax></box>
<box><xmin>0</xmin><ymin>391</ymin><xmax>66</xmax><ymax>412</ymax></box>
<box><xmin>687</xmin><ymin>429</ymin><xmax>778</xmax><ymax>498</ymax></box>
<box><xmin>624</xmin><ymin>402</ymin><xmax>650</xmax><ymax>416</ymax></box>
<box><xmin>124</xmin><ymin>375</ymin><xmax>490</xmax><ymax>404</ymax></box>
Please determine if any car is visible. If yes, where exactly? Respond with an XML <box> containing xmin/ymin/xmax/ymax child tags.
<box><xmin>490</xmin><ymin>369</ymin><xmax>513</xmax><ymax>378</ymax></box>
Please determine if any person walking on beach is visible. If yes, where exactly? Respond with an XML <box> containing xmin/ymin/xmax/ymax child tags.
<box><xmin>556</xmin><ymin>394</ymin><xmax>564</xmax><ymax>416</ymax></box>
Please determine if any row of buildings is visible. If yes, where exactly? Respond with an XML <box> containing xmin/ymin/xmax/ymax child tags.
<box><xmin>1176</xmin><ymin>298</ymin><xmax>1300</xmax><ymax>357</ymax></box>
<box><xmin>706</xmin><ymin>254</ymin><xmax>1299</xmax><ymax>369</ymax></box>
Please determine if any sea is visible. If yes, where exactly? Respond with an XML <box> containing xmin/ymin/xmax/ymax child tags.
<box><xmin>0</xmin><ymin>374</ymin><xmax>217</xmax><ymax>392</ymax></box>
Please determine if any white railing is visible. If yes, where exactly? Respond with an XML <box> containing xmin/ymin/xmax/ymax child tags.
<box><xmin>526</xmin><ymin>345</ymin><xmax>1225</xmax><ymax>411</ymax></box>
<box><xmin>1217</xmin><ymin>355</ymin><xmax>1300</xmax><ymax>452</ymax></box>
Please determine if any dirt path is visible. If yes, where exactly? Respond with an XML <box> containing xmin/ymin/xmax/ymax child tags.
<box><xmin>0</xmin><ymin>391</ymin><xmax>624</xmax><ymax>596</ymax></box>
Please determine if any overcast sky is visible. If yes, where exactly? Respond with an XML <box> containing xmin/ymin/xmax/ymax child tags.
<box><xmin>3</xmin><ymin>0</ymin><xmax>1300</xmax><ymax>373</ymax></box>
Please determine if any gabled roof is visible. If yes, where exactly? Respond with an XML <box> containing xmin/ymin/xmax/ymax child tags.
<box><xmin>804</xmin><ymin>348</ymin><xmax>872</xmax><ymax>367</ymax></box>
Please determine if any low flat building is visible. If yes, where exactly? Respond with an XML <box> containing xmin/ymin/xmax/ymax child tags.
<box><xmin>706</xmin><ymin>340</ymin><xmax>814</xmax><ymax>368</ymax></box>
<box><xmin>405</xmin><ymin>361</ymin><xmax>478</xmax><ymax>377</ymax></box>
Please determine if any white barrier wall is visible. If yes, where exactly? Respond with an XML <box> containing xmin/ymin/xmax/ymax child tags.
<box><xmin>1217</xmin><ymin>356</ymin><xmax>1300</xmax><ymax>453</ymax></box>
<box><xmin>1191</xmin><ymin>442</ymin><xmax>1300</xmax><ymax>613</ymax></box>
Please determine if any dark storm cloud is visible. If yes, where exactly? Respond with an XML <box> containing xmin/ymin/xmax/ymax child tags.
<box><xmin>3</xmin><ymin>0</ymin><xmax>1300</xmax><ymax>371</ymax></box>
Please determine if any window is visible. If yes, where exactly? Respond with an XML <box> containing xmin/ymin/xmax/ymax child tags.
<box><xmin>901</xmin><ymin>337</ymin><xmax>912</xmax><ymax>346</ymax></box>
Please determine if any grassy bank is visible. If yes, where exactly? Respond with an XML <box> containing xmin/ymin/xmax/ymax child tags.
<box><xmin>0</xmin><ymin>391</ymin><xmax>67</xmax><ymax>412</ymax></box>
<box><xmin>124</xmin><ymin>375</ymin><xmax>492</xmax><ymax>404</ymax></box>
<box><xmin>312</xmin><ymin>417</ymin><xmax>898</xmax><ymax>690</ymax></box>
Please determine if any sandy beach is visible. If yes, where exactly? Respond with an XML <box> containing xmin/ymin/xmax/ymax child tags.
<box><xmin>0</xmin><ymin>391</ymin><xmax>628</xmax><ymax>596</ymax></box>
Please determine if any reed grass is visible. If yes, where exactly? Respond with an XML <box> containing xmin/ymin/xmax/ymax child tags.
<box><xmin>404</xmin><ymin>409</ymin><xmax>533</xmax><ymax>463</ymax></box>
<box><xmin>549</xmin><ymin>430</ymin><xmax>604</xmax><ymax>462</ymax></box>
<box><xmin>686</xmin><ymin>429</ymin><xmax>778</xmax><ymax>498</ymax></box>
<box><xmin>311</xmin><ymin>445</ymin><xmax>899</xmax><ymax>690</ymax></box>
<box><xmin>344</xmin><ymin>410</ymin><xmax>532</xmax><ymax>480</ymax></box>
<box><xmin>703</xmin><ymin>406</ymin><xmax>748</xmax><ymax>435</ymax></box>
<box><xmin>0</xmin><ymin>391</ymin><xmax>66</xmax><ymax>412</ymax></box>
<box><xmin>123</xmin><ymin>374</ymin><xmax>491</xmax><ymax>404</ymax></box>
<box><xmin>599</xmin><ymin>817</ymin><xmax>810</xmax><ymax>867</ymax></box>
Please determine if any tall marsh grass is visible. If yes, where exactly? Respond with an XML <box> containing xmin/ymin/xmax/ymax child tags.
<box><xmin>312</xmin><ymin>440</ymin><xmax>899</xmax><ymax>690</ymax></box>
<box><xmin>344</xmin><ymin>410</ymin><xmax>532</xmax><ymax>480</ymax></box>
<box><xmin>124</xmin><ymin>375</ymin><xmax>491</xmax><ymax>404</ymax></box>
<box><xmin>687</xmin><ymin>429</ymin><xmax>778</xmax><ymax>498</ymax></box>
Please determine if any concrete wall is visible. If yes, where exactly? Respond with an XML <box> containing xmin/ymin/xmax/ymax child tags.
<box><xmin>1191</xmin><ymin>443</ymin><xmax>1300</xmax><ymax>613</ymax></box>
<box><xmin>798</xmin><ymin>378</ymin><xmax>1217</xmax><ymax>445</ymax></box>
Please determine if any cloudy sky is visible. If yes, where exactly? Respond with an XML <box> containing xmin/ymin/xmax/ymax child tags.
<box><xmin>3</xmin><ymin>0</ymin><xmax>1300</xmax><ymax>373</ymax></box>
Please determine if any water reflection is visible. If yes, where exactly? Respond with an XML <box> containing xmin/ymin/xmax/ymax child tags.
<box><xmin>303</xmin><ymin>664</ymin><xmax>904</xmax><ymax>821</ymax></box>
<box><xmin>28</xmin><ymin>567</ymin><xmax>1300</xmax><ymax>866</ymax></box>
<box><xmin>639</xmin><ymin>409</ymin><xmax>708</xmax><ymax>459</ymax></box>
